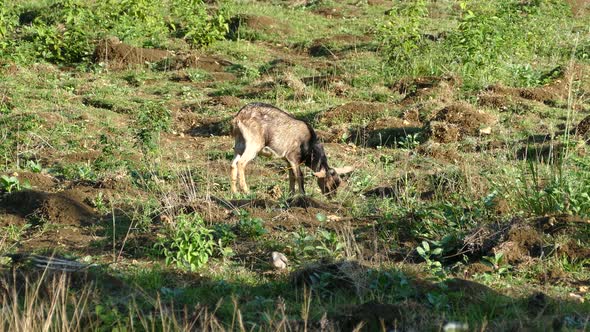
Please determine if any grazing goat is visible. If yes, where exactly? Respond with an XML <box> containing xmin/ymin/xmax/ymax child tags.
<box><xmin>230</xmin><ymin>103</ymin><xmax>353</xmax><ymax>197</ymax></box>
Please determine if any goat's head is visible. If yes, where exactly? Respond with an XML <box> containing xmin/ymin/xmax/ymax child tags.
<box><xmin>314</xmin><ymin>166</ymin><xmax>354</xmax><ymax>197</ymax></box>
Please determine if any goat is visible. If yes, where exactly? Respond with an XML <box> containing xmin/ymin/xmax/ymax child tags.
<box><xmin>230</xmin><ymin>102</ymin><xmax>353</xmax><ymax>197</ymax></box>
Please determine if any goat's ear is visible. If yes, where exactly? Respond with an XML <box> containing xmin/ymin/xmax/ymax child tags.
<box><xmin>333</xmin><ymin>166</ymin><xmax>354</xmax><ymax>175</ymax></box>
<box><xmin>313</xmin><ymin>170</ymin><xmax>327</xmax><ymax>178</ymax></box>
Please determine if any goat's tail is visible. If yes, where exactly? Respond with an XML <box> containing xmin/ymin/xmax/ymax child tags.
<box><xmin>231</xmin><ymin>118</ymin><xmax>241</xmax><ymax>136</ymax></box>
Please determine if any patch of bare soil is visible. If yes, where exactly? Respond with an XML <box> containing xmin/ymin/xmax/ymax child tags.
<box><xmin>494</xmin><ymin>224</ymin><xmax>543</xmax><ymax>263</ymax></box>
<box><xmin>566</xmin><ymin>0</ymin><xmax>590</xmax><ymax>16</ymax></box>
<box><xmin>444</xmin><ymin>278</ymin><xmax>506</xmax><ymax>304</ymax></box>
<box><xmin>240</xmin><ymin>73</ymin><xmax>307</xmax><ymax>99</ymax></box>
<box><xmin>312</xmin><ymin>7</ymin><xmax>344</xmax><ymax>18</ymax></box>
<box><xmin>308</xmin><ymin>34</ymin><xmax>373</xmax><ymax>58</ymax></box>
<box><xmin>164</xmin><ymin>54</ymin><xmax>234</xmax><ymax>72</ymax></box>
<box><xmin>367</xmin><ymin>0</ymin><xmax>388</xmax><ymax>5</ymax></box>
<box><xmin>425</xmin><ymin>102</ymin><xmax>495</xmax><ymax>143</ymax></box>
<box><xmin>206</xmin><ymin>95</ymin><xmax>243</xmax><ymax>108</ymax></box>
<box><xmin>357</xmin><ymin>116</ymin><xmax>422</xmax><ymax>147</ymax></box>
<box><xmin>1</xmin><ymin>189</ymin><xmax>96</xmax><ymax>226</ymax></box>
<box><xmin>477</xmin><ymin>90</ymin><xmax>534</xmax><ymax>113</ymax></box>
<box><xmin>516</xmin><ymin>143</ymin><xmax>565</xmax><ymax>163</ymax></box>
<box><xmin>483</xmin><ymin>63</ymin><xmax>590</xmax><ymax>108</ymax></box>
<box><xmin>13</xmin><ymin>172</ymin><xmax>56</xmax><ymax>190</ymax></box>
<box><xmin>458</xmin><ymin>215</ymin><xmax>590</xmax><ymax>266</ymax></box>
<box><xmin>557</xmin><ymin>240</ymin><xmax>590</xmax><ymax>261</ymax></box>
<box><xmin>575</xmin><ymin>114</ymin><xmax>590</xmax><ymax>141</ymax></box>
<box><xmin>94</xmin><ymin>37</ymin><xmax>170</xmax><ymax>69</ymax></box>
<box><xmin>174</xmin><ymin>108</ymin><xmax>230</xmax><ymax>136</ymax></box>
<box><xmin>291</xmin><ymin>260</ymin><xmax>367</xmax><ymax>292</ymax></box>
<box><xmin>319</xmin><ymin>102</ymin><xmax>389</xmax><ymax>126</ymax></box>
<box><xmin>416</xmin><ymin>141</ymin><xmax>461</xmax><ymax>163</ymax></box>
<box><xmin>260</xmin><ymin>58</ymin><xmax>295</xmax><ymax>75</ymax></box>
<box><xmin>59</xmin><ymin>150</ymin><xmax>101</xmax><ymax>164</ymax></box>
<box><xmin>335</xmin><ymin>301</ymin><xmax>430</xmax><ymax>331</ymax></box>
<box><xmin>391</xmin><ymin>75</ymin><xmax>460</xmax><ymax>105</ymax></box>
<box><xmin>228</xmin><ymin>14</ymin><xmax>292</xmax><ymax>39</ymax></box>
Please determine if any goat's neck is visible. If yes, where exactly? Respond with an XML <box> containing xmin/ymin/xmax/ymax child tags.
<box><xmin>305</xmin><ymin>142</ymin><xmax>329</xmax><ymax>173</ymax></box>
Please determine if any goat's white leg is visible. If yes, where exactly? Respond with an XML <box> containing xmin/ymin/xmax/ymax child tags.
<box><xmin>231</xmin><ymin>154</ymin><xmax>241</xmax><ymax>193</ymax></box>
<box><xmin>237</xmin><ymin>146</ymin><xmax>259</xmax><ymax>194</ymax></box>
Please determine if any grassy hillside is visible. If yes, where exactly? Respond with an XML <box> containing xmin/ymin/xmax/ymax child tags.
<box><xmin>1</xmin><ymin>0</ymin><xmax>590</xmax><ymax>330</ymax></box>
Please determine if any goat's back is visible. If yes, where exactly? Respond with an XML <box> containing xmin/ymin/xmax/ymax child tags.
<box><xmin>232</xmin><ymin>103</ymin><xmax>314</xmax><ymax>151</ymax></box>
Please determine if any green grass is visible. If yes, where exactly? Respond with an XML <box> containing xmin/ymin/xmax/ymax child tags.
<box><xmin>1</xmin><ymin>0</ymin><xmax>590</xmax><ymax>330</ymax></box>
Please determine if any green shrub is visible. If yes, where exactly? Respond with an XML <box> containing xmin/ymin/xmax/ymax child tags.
<box><xmin>170</xmin><ymin>0</ymin><xmax>228</xmax><ymax>47</ymax></box>
<box><xmin>6</xmin><ymin>0</ymin><xmax>227</xmax><ymax>65</ymax></box>
<box><xmin>379</xmin><ymin>0</ymin><xmax>578</xmax><ymax>89</ymax></box>
<box><xmin>519</xmin><ymin>157</ymin><xmax>590</xmax><ymax>217</ymax></box>
<box><xmin>236</xmin><ymin>210</ymin><xmax>267</xmax><ymax>238</ymax></box>
<box><xmin>134</xmin><ymin>101</ymin><xmax>171</xmax><ymax>153</ymax></box>
<box><xmin>156</xmin><ymin>213</ymin><xmax>215</xmax><ymax>271</ymax></box>
<box><xmin>379</xmin><ymin>0</ymin><xmax>428</xmax><ymax>71</ymax></box>
<box><xmin>27</xmin><ymin>0</ymin><xmax>96</xmax><ymax>64</ymax></box>
<box><xmin>0</xmin><ymin>0</ymin><xmax>17</xmax><ymax>51</ymax></box>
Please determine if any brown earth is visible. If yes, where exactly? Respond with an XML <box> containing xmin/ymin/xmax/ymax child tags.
<box><xmin>163</xmin><ymin>54</ymin><xmax>234</xmax><ymax>72</ymax></box>
<box><xmin>228</xmin><ymin>14</ymin><xmax>292</xmax><ymax>38</ymax></box>
<box><xmin>425</xmin><ymin>102</ymin><xmax>496</xmax><ymax>143</ymax></box>
<box><xmin>566</xmin><ymin>0</ymin><xmax>590</xmax><ymax>16</ymax></box>
<box><xmin>319</xmin><ymin>102</ymin><xmax>389</xmax><ymax>126</ymax></box>
<box><xmin>575</xmin><ymin>114</ymin><xmax>590</xmax><ymax>141</ymax></box>
<box><xmin>416</xmin><ymin>141</ymin><xmax>461</xmax><ymax>163</ymax></box>
<box><xmin>94</xmin><ymin>37</ymin><xmax>170</xmax><ymax>69</ymax></box>
<box><xmin>483</xmin><ymin>63</ymin><xmax>590</xmax><ymax>109</ymax></box>
<box><xmin>1</xmin><ymin>189</ymin><xmax>97</xmax><ymax>226</ymax></box>
<box><xmin>312</xmin><ymin>7</ymin><xmax>344</xmax><ymax>18</ymax></box>
<box><xmin>391</xmin><ymin>75</ymin><xmax>460</xmax><ymax>106</ymax></box>
<box><xmin>12</xmin><ymin>172</ymin><xmax>56</xmax><ymax>190</ymax></box>
<box><xmin>308</xmin><ymin>34</ymin><xmax>372</xmax><ymax>58</ymax></box>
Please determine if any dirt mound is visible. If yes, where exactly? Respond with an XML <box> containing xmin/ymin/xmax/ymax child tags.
<box><xmin>2</xmin><ymin>189</ymin><xmax>96</xmax><ymax>226</ymax></box>
<box><xmin>425</xmin><ymin>102</ymin><xmax>495</xmax><ymax>143</ymax></box>
<box><xmin>575</xmin><ymin>114</ymin><xmax>590</xmax><ymax>141</ymax></box>
<box><xmin>336</xmin><ymin>301</ymin><xmax>427</xmax><ymax>331</ymax></box>
<box><xmin>359</xmin><ymin>116</ymin><xmax>422</xmax><ymax>147</ymax></box>
<box><xmin>12</xmin><ymin>172</ymin><xmax>55</xmax><ymax>190</ymax></box>
<box><xmin>291</xmin><ymin>260</ymin><xmax>367</xmax><ymax>292</ymax></box>
<box><xmin>391</xmin><ymin>75</ymin><xmax>460</xmax><ymax>105</ymax></box>
<box><xmin>566</xmin><ymin>0</ymin><xmax>590</xmax><ymax>16</ymax></box>
<box><xmin>94</xmin><ymin>37</ymin><xmax>170</xmax><ymax>69</ymax></box>
<box><xmin>494</xmin><ymin>224</ymin><xmax>544</xmax><ymax>263</ymax></box>
<box><xmin>308</xmin><ymin>34</ymin><xmax>372</xmax><ymax>57</ymax></box>
<box><xmin>228</xmin><ymin>14</ymin><xmax>291</xmax><ymax>39</ymax></box>
<box><xmin>417</xmin><ymin>141</ymin><xmax>460</xmax><ymax>163</ymax></box>
<box><xmin>162</xmin><ymin>54</ymin><xmax>234</xmax><ymax>72</ymax></box>
<box><xmin>301</xmin><ymin>74</ymin><xmax>344</xmax><ymax>89</ymax></box>
<box><xmin>206</xmin><ymin>96</ymin><xmax>243</xmax><ymax>108</ymax></box>
<box><xmin>477</xmin><ymin>90</ymin><xmax>533</xmax><ymax>113</ymax></box>
<box><xmin>482</xmin><ymin>63</ymin><xmax>590</xmax><ymax>109</ymax></box>
<box><xmin>312</xmin><ymin>7</ymin><xmax>344</xmax><ymax>18</ymax></box>
<box><xmin>458</xmin><ymin>215</ymin><xmax>590</xmax><ymax>265</ymax></box>
<box><xmin>259</xmin><ymin>58</ymin><xmax>295</xmax><ymax>75</ymax></box>
<box><xmin>486</xmin><ymin>84</ymin><xmax>559</xmax><ymax>105</ymax></box>
<box><xmin>320</xmin><ymin>102</ymin><xmax>389</xmax><ymax>126</ymax></box>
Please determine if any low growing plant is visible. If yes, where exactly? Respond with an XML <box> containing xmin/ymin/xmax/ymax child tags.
<box><xmin>156</xmin><ymin>213</ymin><xmax>215</xmax><ymax>271</ymax></box>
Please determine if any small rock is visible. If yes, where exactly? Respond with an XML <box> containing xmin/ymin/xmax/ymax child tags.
<box><xmin>327</xmin><ymin>215</ymin><xmax>342</xmax><ymax>222</ymax></box>
<box><xmin>569</xmin><ymin>292</ymin><xmax>585</xmax><ymax>303</ymax></box>
<box><xmin>479</xmin><ymin>126</ymin><xmax>492</xmax><ymax>135</ymax></box>
<box><xmin>443</xmin><ymin>322</ymin><xmax>469</xmax><ymax>332</ymax></box>
<box><xmin>271</xmin><ymin>251</ymin><xmax>288</xmax><ymax>270</ymax></box>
